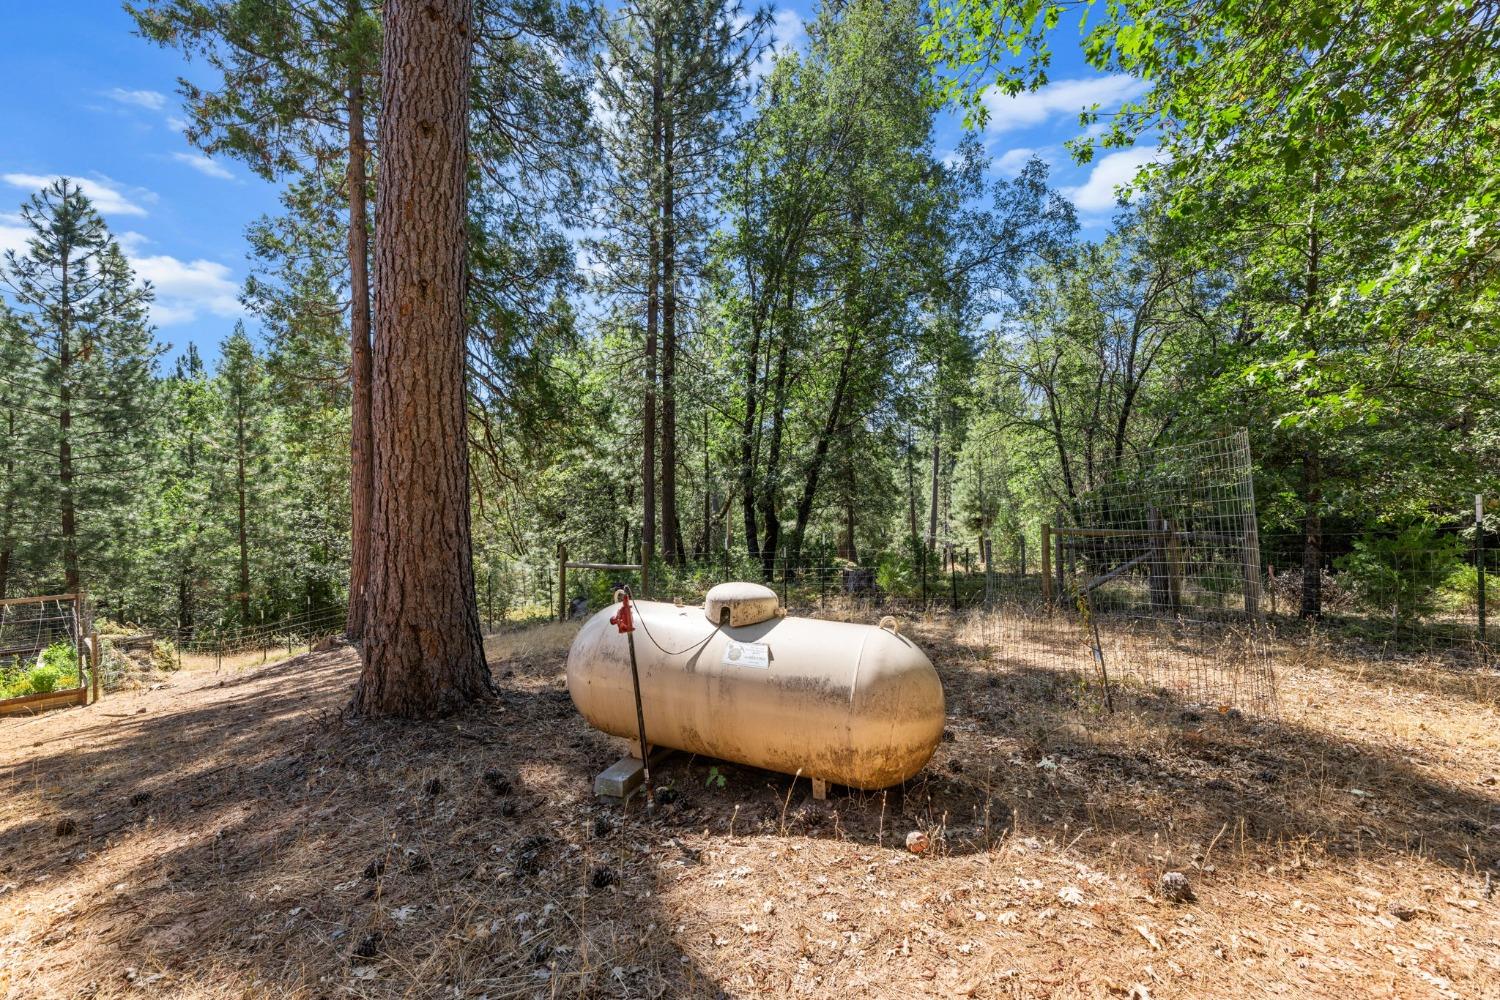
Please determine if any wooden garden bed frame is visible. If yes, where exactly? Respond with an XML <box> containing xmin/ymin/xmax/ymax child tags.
<box><xmin>0</xmin><ymin>592</ymin><xmax>99</xmax><ymax>717</ymax></box>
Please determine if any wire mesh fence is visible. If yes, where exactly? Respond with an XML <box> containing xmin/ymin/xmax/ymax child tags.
<box><xmin>0</xmin><ymin>594</ymin><xmax>88</xmax><ymax>703</ymax></box>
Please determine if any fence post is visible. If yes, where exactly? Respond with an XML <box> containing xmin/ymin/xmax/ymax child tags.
<box><xmin>90</xmin><ymin>629</ymin><xmax>100</xmax><ymax>704</ymax></box>
<box><xmin>984</xmin><ymin>536</ymin><xmax>993</xmax><ymax>605</ymax></box>
<box><xmin>640</xmin><ymin>540</ymin><xmax>650</xmax><ymax>599</ymax></box>
<box><xmin>557</xmin><ymin>542</ymin><xmax>567</xmax><ymax>622</ymax></box>
<box><xmin>1478</xmin><ymin>494</ymin><xmax>1487</xmax><ymax>642</ymax></box>
<box><xmin>1041</xmin><ymin>523</ymin><xmax>1053</xmax><ymax>603</ymax></box>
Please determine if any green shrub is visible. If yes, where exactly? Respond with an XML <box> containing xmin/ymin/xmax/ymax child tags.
<box><xmin>1440</xmin><ymin>563</ymin><xmax>1500</xmax><ymax>613</ymax></box>
<box><xmin>40</xmin><ymin>640</ymin><xmax>77</xmax><ymax>675</ymax></box>
<box><xmin>875</xmin><ymin>552</ymin><xmax>916</xmax><ymax>598</ymax></box>
<box><xmin>1334</xmin><ymin>523</ymin><xmax>1462</xmax><ymax>630</ymax></box>
<box><xmin>25</xmin><ymin>664</ymin><xmax>63</xmax><ymax>695</ymax></box>
<box><xmin>0</xmin><ymin>663</ymin><xmax>66</xmax><ymax>698</ymax></box>
<box><xmin>152</xmin><ymin>638</ymin><xmax>179</xmax><ymax>672</ymax></box>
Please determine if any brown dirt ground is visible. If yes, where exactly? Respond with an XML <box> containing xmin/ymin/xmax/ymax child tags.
<box><xmin>1</xmin><ymin>613</ymin><xmax>1497</xmax><ymax>999</ymax></box>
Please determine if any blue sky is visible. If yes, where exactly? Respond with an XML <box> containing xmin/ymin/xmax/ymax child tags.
<box><xmin>0</xmin><ymin>1</ymin><xmax>1150</xmax><ymax>363</ymax></box>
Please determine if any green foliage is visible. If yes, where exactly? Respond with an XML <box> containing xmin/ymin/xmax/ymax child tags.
<box><xmin>0</xmin><ymin>178</ymin><xmax>160</xmax><ymax>595</ymax></box>
<box><xmin>875</xmin><ymin>552</ymin><xmax>917</xmax><ymax>599</ymax></box>
<box><xmin>1334</xmin><ymin>525</ymin><xmax>1463</xmax><ymax>627</ymax></box>
<box><xmin>0</xmin><ymin>643</ymin><xmax>77</xmax><ymax>699</ymax></box>
<box><xmin>705</xmin><ymin>766</ymin><xmax>728</xmax><ymax>790</ymax></box>
<box><xmin>1440</xmin><ymin>564</ymin><xmax>1500</xmax><ymax>614</ymax></box>
<box><xmin>39</xmin><ymin>640</ymin><xmax>76</xmax><ymax>676</ymax></box>
<box><xmin>152</xmin><ymin>638</ymin><xmax>179</xmax><ymax>672</ymax></box>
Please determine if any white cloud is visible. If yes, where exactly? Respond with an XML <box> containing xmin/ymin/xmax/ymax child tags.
<box><xmin>1</xmin><ymin>173</ymin><xmax>152</xmax><ymax>217</ymax></box>
<box><xmin>1063</xmin><ymin>147</ymin><xmax>1161</xmax><ymax>213</ymax></box>
<box><xmin>116</xmin><ymin>230</ymin><xmax>153</xmax><ymax>253</ymax></box>
<box><xmin>749</xmin><ymin>9</ymin><xmax>806</xmax><ymax>83</ymax></box>
<box><xmin>166</xmin><ymin>115</ymin><xmax>189</xmax><ymax>133</ymax></box>
<box><xmin>106</xmin><ymin>87</ymin><xmax>167</xmax><ymax>111</ymax></box>
<box><xmin>981</xmin><ymin>75</ymin><xmax>1149</xmax><ymax>135</ymax></box>
<box><xmin>0</xmin><ymin>212</ymin><xmax>28</xmax><ymax>258</ymax></box>
<box><xmin>171</xmin><ymin>152</ymin><xmax>235</xmax><ymax>181</ymax></box>
<box><xmin>994</xmin><ymin>147</ymin><xmax>1043</xmax><ymax>175</ymax></box>
<box><xmin>0</xmin><ymin>189</ymin><xmax>239</xmax><ymax>327</ymax></box>
<box><xmin>131</xmin><ymin>253</ymin><xmax>243</xmax><ymax>325</ymax></box>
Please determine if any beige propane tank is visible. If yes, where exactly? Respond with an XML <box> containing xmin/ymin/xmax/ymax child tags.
<box><xmin>565</xmin><ymin>582</ymin><xmax>944</xmax><ymax>790</ymax></box>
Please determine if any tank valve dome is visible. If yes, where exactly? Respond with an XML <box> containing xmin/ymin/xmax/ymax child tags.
<box><xmin>704</xmin><ymin>581</ymin><xmax>780</xmax><ymax>627</ymax></box>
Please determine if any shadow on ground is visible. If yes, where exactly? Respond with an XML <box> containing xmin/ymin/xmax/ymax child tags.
<box><xmin>0</xmin><ymin>614</ymin><xmax>1495</xmax><ymax>998</ymax></box>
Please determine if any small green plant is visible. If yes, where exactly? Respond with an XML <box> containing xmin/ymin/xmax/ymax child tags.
<box><xmin>875</xmin><ymin>552</ymin><xmax>915</xmax><ymax>598</ymax></box>
<box><xmin>705</xmin><ymin>766</ymin><xmax>727</xmax><ymax>790</ymax></box>
<box><xmin>1440</xmin><ymin>563</ymin><xmax>1499</xmax><ymax>613</ymax></box>
<box><xmin>40</xmin><ymin>640</ymin><xmax>77</xmax><ymax>675</ymax></box>
<box><xmin>1335</xmin><ymin>523</ymin><xmax>1462</xmax><ymax>632</ymax></box>
<box><xmin>24</xmin><ymin>664</ymin><xmax>63</xmax><ymax>695</ymax></box>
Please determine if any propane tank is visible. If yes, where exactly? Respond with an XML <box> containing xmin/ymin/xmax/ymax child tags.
<box><xmin>566</xmin><ymin>582</ymin><xmax>944</xmax><ymax>790</ymax></box>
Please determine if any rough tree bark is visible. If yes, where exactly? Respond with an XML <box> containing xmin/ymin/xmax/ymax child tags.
<box><xmin>926</xmin><ymin>418</ymin><xmax>940</xmax><ymax>556</ymax></box>
<box><xmin>234</xmin><ymin>394</ymin><xmax>251</xmax><ymax>625</ymax></box>
<box><xmin>641</xmin><ymin>28</ymin><xmax>662</xmax><ymax>574</ymax></box>
<box><xmin>1298</xmin><ymin>170</ymin><xmax>1323</xmax><ymax>620</ymax></box>
<box><xmin>660</xmin><ymin>81</ymin><xmax>683</xmax><ymax>566</ymax></box>
<box><xmin>1300</xmin><ymin>448</ymin><xmax>1322</xmax><ymax>619</ymax></box>
<box><xmin>352</xmin><ymin>0</ymin><xmax>489</xmax><ymax>717</ymax></box>
<box><xmin>345</xmin><ymin>18</ymin><xmax>375</xmax><ymax>643</ymax></box>
<box><xmin>0</xmin><ymin>410</ymin><xmax>14</xmax><ymax>601</ymax></box>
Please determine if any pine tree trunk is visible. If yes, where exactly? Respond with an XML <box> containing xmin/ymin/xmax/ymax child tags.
<box><xmin>700</xmin><ymin>409</ymin><xmax>710</xmax><ymax>559</ymax></box>
<box><xmin>739</xmin><ymin>319</ymin><xmax>761</xmax><ymax>562</ymax></box>
<box><xmin>906</xmin><ymin>426</ymin><xmax>918</xmax><ymax>544</ymax></box>
<box><xmin>236</xmin><ymin>402</ymin><xmax>251</xmax><ymax>625</ymax></box>
<box><xmin>178</xmin><ymin>568</ymin><xmax>193</xmax><ymax>634</ymax></box>
<box><xmin>641</xmin><ymin>36</ymin><xmax>661</xmax><ymax>576</ymax></box>
<box><xmin>1299</xmin><ymin>447</ymin><xmax>1322</xmax><ymax>619</ymax></box>
<box><xmin>926</xmin><ymin>424</ymin><xmax>940</xmax><ymax>555</ymax></box>
<box><xmin>58</xmin><ymin>242</ymin><xmax>79</xmax><ymax>595</ymax></box>
<box><xmin>1298</xmin><ymin>171</ymin><xmax>1323</xmax><ymax>620</ymax></box>
<box><xmin>346</xmin><ymin>36</ymin><xmax>375</xmax><ymax>643</ymax></box>
<box><xmin>353</xmin><ymin>0</ymin><xmax>488</xmax><ymax>718</ymax></box>
<box><xmin>660</xmin><ymin>83</ymin><xmax>681</xmax><ymax>566</ymax></box>
<box><xmin>0</xmin><ymin>410</ymin><xmax>13</xmax><ymax>602</ymax></box>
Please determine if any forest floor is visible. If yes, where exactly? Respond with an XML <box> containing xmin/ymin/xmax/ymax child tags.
<box><xmin>1</xmin><ymin>611</ymin><xmax>1497</xmax><ymax>999</ymax></box>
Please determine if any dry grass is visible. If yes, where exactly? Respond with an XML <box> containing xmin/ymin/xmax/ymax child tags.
<box><xmin>1</xmin><ymin>610</ymin><xmax>1496</xmax><ymax>999</ymax></box>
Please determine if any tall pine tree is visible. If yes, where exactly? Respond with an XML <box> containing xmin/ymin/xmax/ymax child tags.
<box><xmin>0</xmin><ymin>179</ymin><xmax>158</xmax><ymax>594</ymax></box>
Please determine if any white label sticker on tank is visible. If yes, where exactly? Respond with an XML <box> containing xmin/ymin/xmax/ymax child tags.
<box><xmin>722</xmin><ymin>640</ymin><xmax>769</xmax><ymax>668</ymax></box>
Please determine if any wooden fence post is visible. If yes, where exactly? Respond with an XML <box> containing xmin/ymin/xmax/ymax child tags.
<box><xmin>557</xmin><ymin>542</ymin><xmax>568</xmax><ymax>622</ymax></box>
<box><xmin>1041</xmin><ymin>523</ymin><xmax>1053</xmax><ymax>603</ymax></box>
<box><xmin>90</xmin><ymin>630</ymin><xmax>100</xmax><ymax>704</ymax></box>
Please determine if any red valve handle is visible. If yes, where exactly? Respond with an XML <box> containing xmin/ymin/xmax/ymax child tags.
<box><xmin>609</xmin><ymin>593</ymin><xmax>635</xmax><ymax>634</ymax></box>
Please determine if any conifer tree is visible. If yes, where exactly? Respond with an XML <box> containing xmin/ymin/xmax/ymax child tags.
<box><xmin>130</xmin><ymin>0</ymin><xmax>381</xmax><ymax>638</ymax></box>
<box><xmin>353</xmin><ymin>0</ymin><xmax>489</xmax><ymax>717</ymax></box>
<box><xmin>592</xmin><ymin>0</ymin><xmax>764</xmax><ymax>567</ymax></box>
<box><xmin>0</xmin><ymin>179</ymin><xmax>158</xmax><ymax>594</ymax></box>
<box><xmin>215</xmin><ymin>324</ymin><xmax>270</xmax><ymax>627</ymax></box>
<box><xmin>0</xmin><ymin>303</ymin><xmax>28</xmax><ymax>600</ymax></box>
<box><xmin>146</xmin><ymin>344</ymin><xmax>217</xmax><ymax>632</ymax></box>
